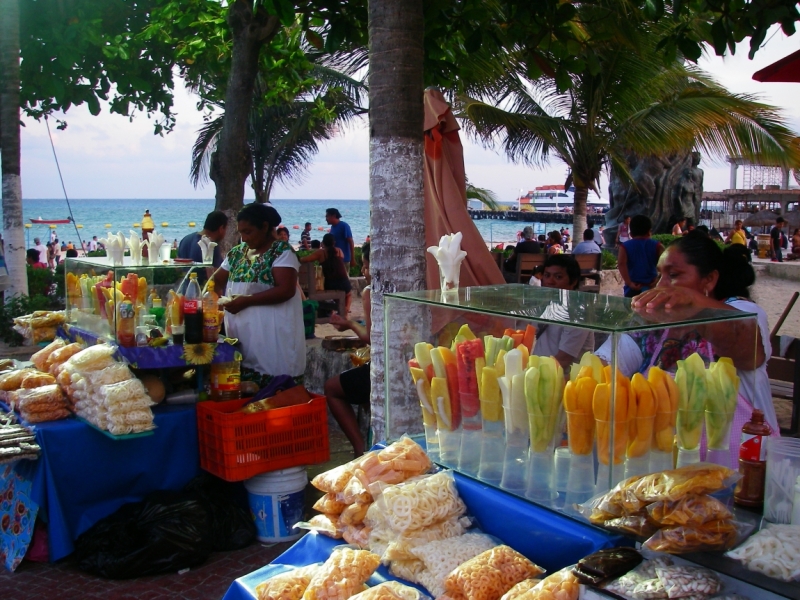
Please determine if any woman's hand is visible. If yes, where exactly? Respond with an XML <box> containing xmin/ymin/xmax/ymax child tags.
<box><xmin>223</xmin><ymin>295</ymin><xmax>250</xmax><ymax>315</ymax></box>
<box><xmin>330</xmin><ymin>312</ymin><xmax>352</xmax><ymax>332</ymax></box>
<box><xmin>632</xmin><ymin>286</ymin><xmax>704</xmax><ymax>311</ymax></box>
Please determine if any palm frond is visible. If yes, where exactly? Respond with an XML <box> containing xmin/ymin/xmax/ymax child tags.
<box><xmin>190</xmin><ymin>115</ymin><xmax>224</xmax><ymax>187</ymax></box>
<box><xmin>465</xmin><ymin>182</ymin><xmax>502</xmax><ymax>211</ymax></box>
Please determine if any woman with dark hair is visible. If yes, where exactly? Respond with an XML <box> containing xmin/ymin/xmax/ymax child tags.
<box><xmin>212</xmin><ymin>203</ymin><xmax>305</xmax><ymax>386</ymax></box>
<box><xmin>532</xmin><ymin>254</ymin><xmax>594</xmax><ymax>370</ymax></box>
<box><xmin>546</xmin><ymin>230</ymin><xmax>564</xmax><ymax>255</ymax></box>
<box><xmin>597</xmin><ymin>230</ymin><xmax>778</xmax><ymax>466</ymax></box>
<box><xmin>300</xmin><ymin>233</ymin><xmax>353</xmax><ymax>317</ymax></box>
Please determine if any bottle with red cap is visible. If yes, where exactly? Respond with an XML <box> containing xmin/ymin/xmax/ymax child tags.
<box><xmin>734</xmin><ymin>409</ymin><xmax>772</xmax><ymax>508</ymax></box>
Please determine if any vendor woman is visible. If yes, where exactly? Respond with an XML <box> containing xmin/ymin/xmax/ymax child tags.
<box><xmin>213</xmin><ymin>203</ymin><xmax>306</xmax><ymax>386</ymax></box>
<box><xmin>596</xmin><ymin>231</ymin><xmax>778</xmax><ymax>468</ymax></box>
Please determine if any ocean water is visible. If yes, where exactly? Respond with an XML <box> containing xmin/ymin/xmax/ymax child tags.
<box><xmin>15</xmin><ymin>198</ymin><xmax>570</xmax><ymax>247</ymax></box>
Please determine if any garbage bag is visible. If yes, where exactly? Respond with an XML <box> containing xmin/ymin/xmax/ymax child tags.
<box><xmin>184</xmin><ymin>474</ymin><xmax>255</xmax><ymax>551</ymax></box>
<box><xmin>75</xmin><ymin>491</ymin><xmax>212</xmax><ymax>579</ymax></box>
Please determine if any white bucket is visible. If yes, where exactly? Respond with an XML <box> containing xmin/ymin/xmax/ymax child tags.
<box><xmin>244</xmin><ymin>467</ymin><xmax>308</xmax><ymax>542</ymax></box>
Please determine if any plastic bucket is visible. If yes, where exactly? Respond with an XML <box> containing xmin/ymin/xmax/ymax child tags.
<box><xmin>244</xmin><ymin>467</ymin><xmax>308</xmax><ymax>542</ymax></box>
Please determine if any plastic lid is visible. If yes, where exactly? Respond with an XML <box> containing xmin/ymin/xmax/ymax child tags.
<box><xmin>206</xmin><ymin>281</ymin><xmax>215</xmax><ymax>291</ymax></box>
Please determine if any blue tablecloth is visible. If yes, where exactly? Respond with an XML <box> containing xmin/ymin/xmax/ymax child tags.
<box><xmin>222</xmin><ymin>472</ymin><xmax>628</xmax><ymax>600</ymax></box>
<box><xmin>11</xmin><ymin>404</ymin><xmax>201</xmax><ymax>562</ymax></box>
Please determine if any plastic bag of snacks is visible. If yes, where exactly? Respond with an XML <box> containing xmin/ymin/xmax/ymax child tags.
<box><xmin>626</xmin><ymin>464</ymin><xmax>739</xmax><ymax>503</ymax></box>
<box><xmin>17</xmin><ymin>384</ymin><xmax>70</xmax><ymax>423</ymax></box>
<box><xmin>411</xmin><ymin>533</ymin><xmax>497</xmax><ymax>598</ymax></box>
<box><xmin>369</xmin><ymin>471</ymin><xmax>466</xmax><ymax>535</ymax></box>
<box><xmin>349</xmin><ymin>581</ymin><xmax>429</xmax><ymax>600</ymax></box>
<box><xmin>301</xmin><ymin>547</ymin><xmax>380</xmax><ymax>600</ymax></box>
<box><xmin>312</xmin><ymin>493</ymin><xmax>348</xmax><ymax>516</ymax></box>
<box><xmin>31</xmin><ymin>338</ymin><xmax>65</xmax><ymax>371</ymax></box>
<box><xmin>0</xmin><ymin>368</ymin><xmax>38</xmax><ymax>392</ymax></box>
<box><xmin>380</xmin><ymin>516</ymin><xmax>472</xmax><ymax>562</ymax></box>
<box><xmin>358</xmin><ymin>437</ymin><xmax>431</xmax><ymax>490</ymax></box>
<box><xmin>296</xmin><ymin>514</ymin><xmax>344</xmax><ymax>539</ymax></box>
<box><xmin>84</xmin><ymin>363</ymin><xmax>134</xmax><ymax>387</ymax></box>
<box><xmin>499</xmin><ymin>579</ymin><xmax>541</xmax><ymax>600</ymax></box>
<box><xmin>726</xmin><ymin>524</ymin><xmax>800</xmax><ymax>582</ymax></box>
<box><xmin>46</xmin><ymin>342</ymin><xmax>84</xmax><ymax>374</ymax></box>
<box><xmin>604</xmin><ymin>556</ymin><xmax>673</xmax><ymax>598</ymax></box>
<box><xmin>444</xmin><ymin>545</ymin><xmax>545</xmax><ymax>600</ymax></box>
<box><xmin>66</xmin><ymin>343</ymin><xmax>117</xmax><ymax>372</ymax></box>
<box><xmin>643</xmin><ymin>520</ymin><xmax>739</xmax><ymax>554</ymax></box>
<box><xmin>20</xmin><ymin>372</ymin><xmax>56</xmax><ymax>389</ymax></box>
<box><xmin>96</xmin><ymin>379</ymin><xmax>149</xmax><ymax>405</ymax></box>
<box><xmin>342</xmin><ymin>524</ymin><xmax>371</xmax><ymax>548</ymax></box>
<box><xmin>340</xmin><ymin>502</ymin><xmax>370</xmax><ymax>526</ymax></box>
<box><xmin>255</xmin><ymin>565</ymin><xmax>320</xmax><ymax>600</ymax></box>
<box><xmin>645</xmin><ymin>495</ymin><xmax>732</xmax><ymax>527</ymax></box>
<box><xmin>524</xmin><ymin>567</ymin><xmax>580</xmax><ymax>600</ymax></box>
<box><xmin>311</xmin><ymin>454</ymin><xmax>375</xmax><ymax>494</ymax></box>
<box><xmin>388</xmin><ymin>559</ymin><xmax>425</xmax><ymax>584</ymax></box>
<box><xmin>655</xmin><ymin>565</ymin><xmax>721</xmax><ymax>598</ymax></box>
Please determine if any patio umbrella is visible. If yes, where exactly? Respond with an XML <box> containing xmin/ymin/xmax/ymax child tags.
<box><xmin>784</xmin><ymin>211</ymin><xmax>800</xmax><ymax>229</ymax></box>
<box><xmin>743</xmin><ymin>209</ymin><xmax>782</xmax><ymax>228</ymax></box>
<box><xmin>423</xmin><ymin>89</ymin><xmax>504</xmax><ymax>291</ymax></box>
<box><xmin>753</xmin><ymin>50</ymin><xmax>800</xmax><ymax>83</ymax></box>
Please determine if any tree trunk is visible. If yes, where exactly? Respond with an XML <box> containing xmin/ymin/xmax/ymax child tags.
<box><xmin>572</xmin><ymin>185</ymin><xmax>589</xmax><ymax>241</ymax></box>
<box><xmin>0</xmin><ymin>0</ymin><xmax>27</xmax><ymax>298</ymax></box>
<box><xmin>213</xmin><ymin>0</ymin><xmax>279</xmax><ymax>252</ymax></box>
<box><xmin>368</xmin><ymin>0</ymin><xmax>426</xmax><ymax>443</ymax></box>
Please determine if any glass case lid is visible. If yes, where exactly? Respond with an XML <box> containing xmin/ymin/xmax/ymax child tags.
<box><xmin>385</xmin><ymin>285</ymin><xmax>757</xmax><ymax>333</ymax></box>
<box><xmin>65</xmin><ymin>256</ymin><xmax>200</xmax><ymax>270</ymax></box>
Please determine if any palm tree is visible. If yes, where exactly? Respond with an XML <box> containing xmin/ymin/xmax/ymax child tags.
<box><xmin>466</xmin><ymin>180</ymin><xmax>501</xmax><ymax>211</ymax></box>
<box><xmin>191</xmin><ymin>64</ymin><xmax>366</xmax><ymax>205</ymax></box>
<box><xmin>460</xmin><ymin>26</ymin><xmax>800</xmax><ymax>237</ymax></box>
<box><xmin>0</xmin><ymin>0</ymin><xmax>27</xmax><ymax>296</ymax></box>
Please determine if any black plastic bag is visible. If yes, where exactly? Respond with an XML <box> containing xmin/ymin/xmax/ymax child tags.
<box><xmin>75</xmin><ymin>492</ymin><xmax>213</xmax><ymax>579</ymax></box>
<box><xmin>184</xmin><ymin>474</ymin><xmax>255</xmax><ymax>551</ymax></box>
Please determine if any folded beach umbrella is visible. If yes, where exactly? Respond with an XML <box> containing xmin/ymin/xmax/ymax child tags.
<box><xmin>743</xmin><ymin>209</ymin><xmax>782</xmax><ymax>228</ymax></box>
<box><xmin>423</xmin><ymin>89</ymin><xmax>504</xmax><ymax>291</ymax></box>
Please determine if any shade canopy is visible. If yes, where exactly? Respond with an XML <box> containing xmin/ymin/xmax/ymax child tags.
<box><xmin>752</xmin><ymin>49</ymin><xmax>800</xmax><ymax>83</ymax></box>
<box><xmin>743</xmin><ymin>209</ymin><xmax>782</xmax><ymax>227</ymax></box>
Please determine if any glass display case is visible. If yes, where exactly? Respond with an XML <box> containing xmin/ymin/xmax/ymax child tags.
<box><xmin>64</xmin><ymin>256</ymin><xmax>205</xmax><ymax>346</ymax></box>
<box><xmin>383</xmin><ymin>284</ymin><xmax>760</xmax><ymax>509</ymax></box>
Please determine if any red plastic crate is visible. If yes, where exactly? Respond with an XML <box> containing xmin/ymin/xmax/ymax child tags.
<box><xmin>197</xmin><ymin>395</ymin><xmax>329</xmax><ymax>482</ymax></box>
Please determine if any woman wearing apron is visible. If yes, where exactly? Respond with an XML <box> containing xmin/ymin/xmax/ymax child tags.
<box><xmin>597</xmin><ymin>232</ymin><xmax>779</xmax><ymax>469</ymax></box>
<box><xmin>213</xmin><ymin>203</ymin><xmax>306</xmax><ymax>387</ymax></box>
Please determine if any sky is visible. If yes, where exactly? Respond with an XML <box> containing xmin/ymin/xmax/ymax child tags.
<box><xmin>18</xmin><ymin>26</ymin><xmax>800</xmax><ymax>204</ymax></box>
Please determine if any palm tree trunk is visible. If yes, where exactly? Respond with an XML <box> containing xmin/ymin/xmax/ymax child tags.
<box><xmin>0</xmin><ymin>0</ymin><xmax>27</xmax><ymax>297</ymax></box>
<box><xmin>572</xmin><ymin>186</ymin><xmax>589</xmax><ymax>241</ymax></box>
<box><xmin>212</xmin><ymin>0</ymin><xmax>279</xmax><ymax>252</ymax></box>
<box><xmin>368</xmin><ymin>0</ymin><xmax>426</xmax><ymax>442</ymax></box>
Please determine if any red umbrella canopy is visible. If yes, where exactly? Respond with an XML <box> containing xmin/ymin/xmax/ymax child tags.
<box><xmin>753</xmin><ymin>49</ymin><xmax>800</xmax><ymax>82</ymax></box>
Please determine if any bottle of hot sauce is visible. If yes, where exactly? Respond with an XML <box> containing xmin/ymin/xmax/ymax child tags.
<box><xmin>734</xmin><ymin>409</ymin><xmax>772</xmax><ymax>508</ymax></box>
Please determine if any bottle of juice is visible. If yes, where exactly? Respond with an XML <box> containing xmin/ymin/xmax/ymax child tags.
<box><xmin>734</xmin><ymin>409</ymin><xmax>772</xmax><ymax>508</ymax></box>
<box><xmin>202</xmin><ymin>281</ymin><xmax>220</xmax><ymax>342</ymax></box>
<box><xmin>117</xmin><ymin>295</ymin><xmax>136</xmax><ymax>347</ymax></box>
<box><xmin>183</xmin><ymin>273</ymin><xmax>203</xmax><ymax>344</ymax></box>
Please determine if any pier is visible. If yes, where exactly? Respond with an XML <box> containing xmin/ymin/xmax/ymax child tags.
<box><xmin>468</xmin><ymin>209</ymin><xmax>607</xmax><ymax>226</ymax></box>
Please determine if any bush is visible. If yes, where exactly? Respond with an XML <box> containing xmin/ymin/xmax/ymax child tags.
<box><xmin>652</xmin><ymin>234</ymin><xmax>681</xmax><ymax>247</ymax></box>
<box><xmin>601</xmin><ymin>249</ymin><xmax>618</xmax><ymax>270</ymax></box>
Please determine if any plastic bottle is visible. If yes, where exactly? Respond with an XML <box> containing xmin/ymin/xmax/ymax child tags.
<box><xmin>734</xmin><ymin>409</ymin><xmax>772</xmax><ymax>508</ymax></box>
<box><xmin>183</xmin><ymin>273</ymin><xmax>203</xmax><ymax>344</ymax></box>
<box><xmin>210</xmin><ymin>360</ymin><xmax>242</xmax><ymax>401</ymax></box>
<box><xmin>202</xmin><ymin>281</ymin><xmax>220</xmax><ymax>342</ymax></box>
<box><xmin>791</xmin><ymin>476</ymin><xmax>800</xmax><ymax>525</ymax></box>
<box><xmin>117</xmin><ymin>295</ymin><xmax>136</xmax><ymax>347</ymax></box>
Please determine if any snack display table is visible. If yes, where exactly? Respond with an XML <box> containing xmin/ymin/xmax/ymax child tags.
<box><xmin>221</xmin><ymin>472</ymin><xmax>627</xmax><ymax>600</ymax></box>
<box><xmin>3</xmin><ymin>403</ymin><xmax>200</xmax><ymax>563</ymax></box>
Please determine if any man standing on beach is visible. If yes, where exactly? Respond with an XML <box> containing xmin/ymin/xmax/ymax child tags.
<box><xmin>89</xmin><ymin>236</ymin><xmax>98</xmax><ymax>252</ymax></box>
<box><xmin>300</xmin><ymin>222</ymin><xmax>312</xmax><ymax>249</ymax></box>
<box><xmin>177</xmin><ymin>210</ymin><xmax>228</xmax><ymax>268</ymax></box>
<box><xmin>326</xmin><ymin>208</ymin><xmax>355</xmax><ymax>269</ymax></box>
<box><xmin>32</xmin><ymin>238</ymin><xmax>47</xmax><ymax>264</ymax></box>
<box><xmin>770</xmin><ymin>216</ymin><xmax>786</xmax><ymax>262</ymax></box>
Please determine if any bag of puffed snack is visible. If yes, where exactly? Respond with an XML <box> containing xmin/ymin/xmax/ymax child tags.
<box><xmin>255</xmin><ymin>565</ymin><xmax>319</xmax><ymax>600</ymax></box>
<box><xmin>643</xmin><ymin>520</ymin><xmax>738</xmax><ymax>554</ymax></box>
<box><xmin>444</xmin><ymin>545</ymin><xmax>545</xmax><ymax>600</ymax></box>
<box><xmin>525</xmin><ymin>567</ymin><xmax>580</xmax><ymax>600</ymax></box>
<box><xmin>349</xmin><ymin>581</ymin><xmax>429</xmax><ymax>600</ymax></box>
<box><xmin>311</xmin><ymin>453</ymin><xmax>375</xmax><ymax>494</ymax></box>
<box><xmin>295</xmin><ymin>514</ymin><xmax>344</xmax><ymax>539</ymax></box>
<box><xmin>312</xmin><ymin>493</ymin><xmax>348</xmax><ymax>515</ymax></box>
<box><xmin>31</xmin><ymin>338</ymin><xmax>65</xmax><ymax>371</ymax></box>
<box><xmin>340</xmin><ymin>502</ymin><xmax>370</xmax><ymax>526</ymax></box>
<box><xmin>342</xmin><ymin>524</ymin><xmax>371</xmax><ymax>548</ymax></box>
<box><xmin>20</xmin><ymin>372</ymin><xmax>56</xmax><ymax>389</ymax></box>
<box><xmin>17</xmin><ymin>384</ymin><xmax>65</xmax><ymax>412</ymax></box>
<box><xmin>411</xmin><ymin>533</ymin><xmax>497</xmax><ymax>598</ymax></box>
<box><xmin>381</xmin><ymin>516</ymin><xmax>473</xmax><ymax>562</ymax></box>
<box><xmin>301</xmin><ymin>547</ymin><xmax>380</xmax><ymax>600</ymax></box>
<box><xmin>359</xmin><ymin>436</ymin><xmax>431</xmax><ymax>490</ymax></box>
<box><xmin>66</xmin><ymin>343</ymin><xmax>117</xmax><ymax>372</ymax></box>
<box><xmin>499</xmin><ymin>579</ymin><xmax>540</xmax><ymax>600</ymax></box>
<box><xmin>85</xmin><ymin>363</ymin><xmax>134</xmax><ymax>387</ymax></box>
<box><xmin>340</xmin><ymin>472</ymin><xmax>373</xmax><ymax>504</ymax></box>
<box><xmin>46</xmin><ymin>342</ymin><xmax>84</xmax><ymax>373</ymax></box>
<box><xmin>0</xmin><ymin>368</ymin><xmax>37</xmax><ymax>391</ymax></box>
<box><xmin>388</xmin><ymin>559</ymin><xmax>425</xmax><ymax>584</ymax></box>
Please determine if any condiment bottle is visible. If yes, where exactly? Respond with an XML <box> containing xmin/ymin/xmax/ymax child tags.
<box><xmin>202</xmin><ymin>281</ymin><xmax>220</xmax><ymax>342</ymax></box>
<box><xmin>734</xmin><ymin>409</ymin><xmax>772</xmax><ymax>508</ymax></box>
<box><xmin>117</xmin><ymin>295</ymin><xmax>136</xmax><ymax>347</ymax></box>
<box><xmin>183</xmin><ymin>273</ymin><xmax>203</xmax><ymax>344</ymax></box>
<box><xmin>791</xmin><ymin>476</ymin><xmax>800</xmax><ymax>525</ymax></box>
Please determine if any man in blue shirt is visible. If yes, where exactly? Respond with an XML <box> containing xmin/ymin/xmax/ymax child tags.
<box><xmin>326</xmin><ymin>208</ymin><xmax>355</xmax><ymax>269</ymax></box>
<box><xmin>177</xmin><ymin>210</ymin><xmax>228</xmax><ymax>274</ymax></box>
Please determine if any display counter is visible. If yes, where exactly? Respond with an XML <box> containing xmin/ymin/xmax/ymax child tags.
<box><xmin>4</xmin><ymin>403</ymin><xmax>200</xmax><ymax>563</ymax></box>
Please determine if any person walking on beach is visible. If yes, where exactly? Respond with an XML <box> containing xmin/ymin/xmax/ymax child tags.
<box><xmin>177</xmin><ymin>210</ymin><xmax>228</xmax><ymax>268</ymax></box>
<box><xmin>300</xmin><ymin>222</ymin><xmax>312</xmax><ymax>249</ymax></box>
<box><xmin>326</xmin><ymin>208</ymin><xmax>355</xmax><ymax>270</ymax></box>
<box><xmin>770</xmin><ymin>216</ymin><xmax>786</xmax><ymax>262</ymax></box>
<box><xmin>618</xmin><ymin>215</ymin><xmax>664</xmax><ymax>298</ymax></box>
